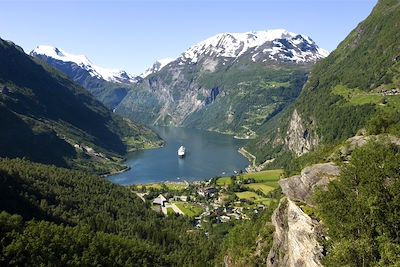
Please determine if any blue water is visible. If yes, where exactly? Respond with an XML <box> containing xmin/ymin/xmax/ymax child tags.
<box><xmin>108</xmin><ymin>127</ymin><xmax>249</xmax><ymax>185</ymax></box>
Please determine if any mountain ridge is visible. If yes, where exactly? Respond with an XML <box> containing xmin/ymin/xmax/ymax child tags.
<box><xmin>115</xmin><ymin>28</ymin><xmax>327</xmax><ymax>138</ymax></box>
<box><xmin>30</xmin><ymin>46</ymin><xmax>142</xmax><ymax>109</ymax></box>
<box><xmin>31</xmin><ymin>45</ymin><xmax>137</xmax><ymax>84</ymax></box>
<box><xmin>179</xmin><ymin>29</ymin><xmax>328</xmax><ymax>64</ymax></box>
<box><xmin>246</xmin><ymin>0</ymin><xmax>400</xmax><ymax>169</ymax></box>
<box><xmin>0</xmin><ymin>38</ymin><xmax>160</xmax><ymax>173</ymax></box>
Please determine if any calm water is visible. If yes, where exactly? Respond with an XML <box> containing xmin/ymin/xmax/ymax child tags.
<box><xmin>108</xmin><ymin>127</ymin><xmax>249</xmax><ymax>185</ymax></box>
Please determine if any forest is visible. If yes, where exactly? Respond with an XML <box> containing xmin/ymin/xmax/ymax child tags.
<box><xmin>0</xmin><ymin>158</ymin><xmax>279</xmax><ymax>266</ymax></box>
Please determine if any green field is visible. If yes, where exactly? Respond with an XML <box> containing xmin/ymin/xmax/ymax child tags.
<box><xmin>332</xmin><ymin>85</ymin><xmax>400</xmax><ymax>108</ymax></box>
<box><xmin>235</xmin><ymin>191</ymin><xmax>261</xmax><ymax>200</ymax></box>
<box><xmin>137</xmin><ymin>183</ymin><xmax>187</xmax><ymax>191</ymax></box>
<box><xmin>216</xmin><ymin>176</ymin><xmax>232</xmax><ymax>186</ymax></box>
<box><xmin>174</xmin><ymin>202</ymin><xmax>203</xmax><ymax>218</ymax></box>
<box><xmin>245</xmin><ymin>183</ymin><xmax>275</xmax><ymax>195</ymax></box>
<box><xmin>216</xmin><ymin>169</ymin><xmax>283</xmax><ymax>186</ymax></box>
<box><xmin>243</xmin><ymin>169</ymin><xmax>283</xmax><ymax>183</ymax></box>
<box><xmin>254</xmin><ymin>198</ymin><xmax>276</xmax><ymax>206</ymax></box>
<box><xmin>167</xmin><ymin>207</ymin><xmax>175</xmax><ymax>216</ymax></box>
<box><xmin>137</xmin><ymin>183</ymin><xmax>162</xmax><ymax>190</ymax></box>
<box><xmin>165</xmin><ymin>183</ymin><xmax>188</xmax><ymax>191</ymax></box>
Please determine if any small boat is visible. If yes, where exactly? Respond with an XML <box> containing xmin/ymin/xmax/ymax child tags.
<box><xmin>178</xmin><ymin>145</ymin><xmax>186</xmax><ymax>157</ymax></box>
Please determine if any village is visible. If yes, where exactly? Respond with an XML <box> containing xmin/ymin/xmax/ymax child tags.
<box><xmin>131</xmin><ymin>169</ymin><xmax>283</xmax><ymax>228</ymax></box>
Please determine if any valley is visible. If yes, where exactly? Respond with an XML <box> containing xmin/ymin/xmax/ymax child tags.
<box><xmin>108</xmin><ymin>126</ymin><xmax>249</xmax><ymax>185</ymax></box>
<box><xmin>2</xmin><ymin>0</ymin><xmax>400</xmax><ymax>266</ymax></box>
<box><xmin>131</xmin><ymin>169</ymin><xmax>283</xmax><ymax>222</ymax></box>
<box><xmin>32</xmin><ymin>30</ymin><xmax>326</xmax><ymax>140</ymax></box>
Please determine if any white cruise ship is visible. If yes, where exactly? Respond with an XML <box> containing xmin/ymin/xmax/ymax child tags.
<box><xmin>178</xmin><ymin>146</ymin><xmax>186</xmax><ymax>157</ymax></box>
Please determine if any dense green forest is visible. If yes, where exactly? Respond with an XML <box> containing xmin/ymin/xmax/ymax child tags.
<box><xmin>0</xmin><ymin>158</ymin><xmax>281</xmax><ymax>266</ymax></box>
<box><xmin>316</xmin><ymin>141</ymin><xmax>400</xmax><ymax>266</ymax></box>
<box><xmin>0</xmin><ymin>159</ymin><xmax>222</xmax><ymax>266</ymax></box>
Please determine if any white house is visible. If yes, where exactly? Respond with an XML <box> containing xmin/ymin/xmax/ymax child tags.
<box><xmin>153</xmin><ymin>194</ymin><xmax>167</xmax><ymax>206</ymax></box>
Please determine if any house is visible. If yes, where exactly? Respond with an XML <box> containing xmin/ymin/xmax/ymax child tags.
<box><xmin>153</xmin><ymin>194</ymin><xmax>167</xmax><ymax>206</ymax></box>
<box><xmin>197</xmin><ymin>187</ymin><xmax>218</xmax><ymax>198</ymax></box>
<box><xmin>220</xmin><ymin>215</ymin><xmax>231</xmax><ymax>223</ymax></box>
<box><xmin>171</xmin><ymin>195</ymin><xmax>188</xmax><ymax>202</ymax></box>
<box><xmin>178</xmin><ymin>195</ymin><xmax>188</xmax><ymax>202</ymax></box>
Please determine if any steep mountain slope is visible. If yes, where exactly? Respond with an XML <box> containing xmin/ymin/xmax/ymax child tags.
<box><xmin>30</xmin><ymin>46</ymin><xmax>139</xmax><ymax>108</ymax></box>
<box><xmin>0</xmin><ymin>159</ymin><xmax>221</xmax><ymax>266</ymax></box>
<box><xmin>140</xmin><ymin>58</ymin><xmax>175</xmax><ymax>78</ymax></box>
<box><xmin>247</xmin><ymin>0</ymin><xmax>400</xmax><ymax>167</ymax></box>
<box><xmin>116</xmin><ymin>29</ymin><xmax>327</xmax><ymax>137</ymax></box>
<box><xmin>0</xmin><ymin>38</ymin><xmax>160</xmax><ymax>173</ymax></box>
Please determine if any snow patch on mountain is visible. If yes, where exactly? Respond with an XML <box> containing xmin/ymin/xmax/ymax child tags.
<box><xmin>179</xmin><ymin>29</ymin><xmax>328</xmax><ymax>64</ymax></box>
<box><xmin>140</xmin><ymin>58</ymin><xmax>174</xmax><ymax>78</ymax></box>
<box><xmin>31</xmin><ymin>45</ymin><xmax>136</xmax><ymax>84</ymax></box>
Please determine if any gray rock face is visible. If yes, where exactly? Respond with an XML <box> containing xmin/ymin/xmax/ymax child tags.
<box><xmin>334</xmin><ymin>134</ymin><xmax>400</xmax><ymax>161</ymax></box>
<box><xmin>267</xmin><ymin>198</ymin><xmax>324</xmax><ymax>267</ymax></box>
<box><xmin>279</xmin><ymin>163</ymin><xmax>340</xmax><ymax>206</ymax></box>
<box><xmin>117</xmin><ymin>66</ymin><xmax>208</xmax><ymax>125</ymax></box>
<box><xmin>116</xmin><ymin>30</ymin><xmax>326</xmax><ymax>133</ymax></box>
<box><xmin>267</xmin><ymin>163</ymin><xmax>340</xmax><ymax>267</ymax></box>
<box><xmin>285</xmin><ymin>109</ymin><xmax>319</xmax><ymax>156</ymax></box>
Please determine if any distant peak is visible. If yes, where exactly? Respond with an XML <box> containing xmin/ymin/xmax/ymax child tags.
<box><xmin>180</xmin><ymin>28</ymin><xmax>328</xmax><ymax>63</ymax></box>
<box><xmin>32</xmin><ymin>45</ymin><xmax>92</xmax><ymax>64</ymax></box>
<box><xmin>31</xmin><ymin>45</ymin><xmax>136</xmax><ymax>84</ymax></box>
<box><xmin>140</xmin><ymin>58</ymin><xmax>175</xmax><ymax>78</ymax></box>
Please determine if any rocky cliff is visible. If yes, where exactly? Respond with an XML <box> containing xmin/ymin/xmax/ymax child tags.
<box><xmin>267</xmin><ymin>198</ymin><xmax>323</xmax><ymax>267</ymax></box>
<box><xmin>267</xmin><ymin>163</ymin><xmax>340</xmax><ymax>267</ymax></box>
<box><xmin>285</xmin><ymin>109</ymin><xmax>319</xmax><ymax>156</ymax></box>
<box><xmin>248</xmin><ymin>0</ymin><xmax>400</xmax><ymax>165</ymax></box>
<box><xmin>279</xmin><ymin>163</ymin><xmax>339</xmax><ymax>206</ymax></box>
<box><xmin>116</xmin><ymin>29</ymin><xmax>327</xmax><ymax>137</ymax></box>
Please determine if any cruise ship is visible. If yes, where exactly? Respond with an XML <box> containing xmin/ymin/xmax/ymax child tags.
<box><xmin>178</xmin><ymin>146</ymin><xmax>186</xmax><ymax>157</ymax></box>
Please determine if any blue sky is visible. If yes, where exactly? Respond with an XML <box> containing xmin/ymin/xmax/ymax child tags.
<box><xmin>0</xmin><ymin>0</ymin><xmax>377</xmax><ymax>74</ymax></box>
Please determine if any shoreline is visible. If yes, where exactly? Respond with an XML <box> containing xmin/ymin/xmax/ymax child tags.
<box><xmin>238</xmin><ymin>147</ymin><xmax>275</xmax><ymax>173</ymax></box>
<box><xmin>127</xmin><ymin>142</ymin><xmax>164</xmax><ymax>153</ymax></box>
<box><xmin>238</xmin><ymin>147</ymin><xmax>257</xmax><ymax>172</ymax></box>
<box><xmin>107</xmin><ymin>142</ymin><xmax>165</xmax><ymax>177</ymax></box>
<box><xmin>135</xmin><ymin>180</ymin><xmax>190</xmax><ymax>188</ymax></box>
<box><xmin>107</xmin><ymin>127</ymin><xmax>254</xmax><ymax>182</ymax></box>
<box><xmin>101</xmin><ymin>165</ymin><xmax>131</xmax><ymax>177</ymax></box>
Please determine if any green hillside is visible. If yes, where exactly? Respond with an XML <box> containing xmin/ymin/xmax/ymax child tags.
<box><xmin>248</xmin><ymin>0</ymin><xmax>400</xmax><ymax>168</ymax></box>
<box><xmin>0</xmin><ymin>38</ymin><xmax>161</xmax><ymax>173</ymax></box>
<box><xmin>183</xmin><ymin>63</ymin><xmax>309</xmax><ymax>137</ymax></box>
<box><xmin>118</xmin><ymin>60</ymin><xmax>311</xmax><ymax>138</ymax></box>
<box><xmin>0</xmin><ymin>159</ymin><xmax>220</xmax><ymax>266</ymax></box>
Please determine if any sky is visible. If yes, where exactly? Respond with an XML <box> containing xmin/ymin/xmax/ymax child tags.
<box><xmin>0</xmin><ymin>0</ymin><xmax>377</xmax><ymax>75</ymax></box>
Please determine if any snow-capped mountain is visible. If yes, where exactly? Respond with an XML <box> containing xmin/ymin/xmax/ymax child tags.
<box><xmin>30</xmin><ymin>45</ymin><xmax>137</xmax><ymax>84</ymax></box>
<box><xmin>179</xmin><ymin>28</ymin><xmax>328</xmax><ymax>64</ymax></box>
<box><xmin>140</xmin><ymin>29</ymin><xmax>328</xmax><ymax>78</ymax></box>
<box><xmin>116</xmin><ymin>28</ymin><xmax>328</xmax><ymax>131</ymax></box>
<box><xmin>140</xmin><ymin>58</ymin><xmax>174</xmax><ymax>78</ymax></box>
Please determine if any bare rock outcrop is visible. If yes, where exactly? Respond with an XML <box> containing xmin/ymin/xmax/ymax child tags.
<box><xmin>333</xmin><ymin>134</ymin><xmax>400</xmax><ymax>161</ymax></box>
<box><xmin>267</xmin><ymin>198</ymin><xmax>324</xmax><ymax>267</ymax></box>
<box><xmin>279</xmin><ymin>163</ymin><xmax>340</xmax><ymax>206</ymax></box>
<box><xmin>285</xmin><ymin>109</ymin><xmax>319</xmax><ymax>156</ymax></box>
<box><xmin>267</xmin><ymin>163</ymin><xmax>340</xmax><ymax>267</ymax></box>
